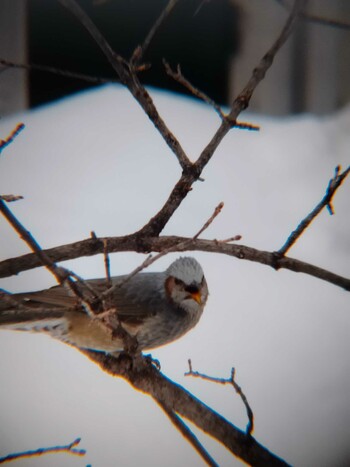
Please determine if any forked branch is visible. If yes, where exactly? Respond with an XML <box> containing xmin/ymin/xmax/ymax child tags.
<box><xmin>278</xmin><ymin>165</ymin><xmax>350</xmax><ymax>256</ymax></box>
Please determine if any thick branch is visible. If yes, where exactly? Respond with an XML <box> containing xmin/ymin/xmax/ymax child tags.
<box><xmin>82</xmin><ymin>351</ymin><xmax>290</xmax><ymax>467</ymax></box>
<box><xmin>0</xmin><ymin>235</ymin><xmax>349</xmax><ymax>291</ymax></box>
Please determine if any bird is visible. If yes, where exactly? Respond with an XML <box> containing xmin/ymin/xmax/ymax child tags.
<box><xmin>0</xmin><ymin>257</ymin><xmax>208</xmax><ymax>353</ymax></box>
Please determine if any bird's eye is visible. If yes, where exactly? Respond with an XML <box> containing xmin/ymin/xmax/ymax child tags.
<box><xmin>174</xmin><ymin>278</ymin><xmax>183</xmax><ymax>286</ymax></box>
<box><xmin>185</xmin><ymin>285</ymin><xmax>199</xmax><ymax>294</ymax></box>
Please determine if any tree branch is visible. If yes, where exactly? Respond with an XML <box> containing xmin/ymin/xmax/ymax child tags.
<box><xmin>0</xmin><ymin>58</ymin><xmax>118</xmax><ymax>85</ymax></box>
<box><xmin>0</xmin><ymin>438</ymin><xmax>85</xmax><ymax>464</ymax></box>
<box><xmin>0</xmin><ymin>123</ymin><xmax>25</xmax><ymax>154</ymax></box>
<box><xmin>275</xmin><ymin>0</ymin><xmax>350</xmax><ymax>30</ymax></box>
<box><xmin>278</xmin><ymin>165</ymin><xmax>350</xmax><ymax>256</ymax></box>
<box><xmin>58</xmin><ymin>0</ymin><xmax>191</xmax><ymax>171</ymax></box>
<box><xmin>0</xmin><ymin>199</ymin><xmax>102</xmax><ymax>312</ymax></box>
<box><xmin>131</xmin><ymin>0</ymin><xmax>179</xmax><ymax>64</ymax></box>
<box><xmin>185</xmin><ymin>360</ymin><xmax>254</xmax><ymax>436</ymax></box>
<box><xmin>156</xmin><ymin>398</ymin><xmax>219</xmax><ymax>467</ymax></box>
<box><xmin>1</xmin><ymin>233</ymin><xmax>348</xmax><ymax>290</ymax></box>
<box><xmin>138</xmin><ymin>0</ymin><xmax>305</xmax><ymax>237</ymax></box>
<box><xmin>82</xmin><ymin>351</ymin><xmax>290</xmax><ymax>467</ymax></box>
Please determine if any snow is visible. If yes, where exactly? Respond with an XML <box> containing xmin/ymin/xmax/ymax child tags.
<box><xmin>0</xmin><ymin>85</ymin><xmax>349</xmax><ymax>466</ymax></box>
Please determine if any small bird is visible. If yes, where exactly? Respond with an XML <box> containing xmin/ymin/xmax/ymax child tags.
<box><xmin>0</xmin><ymin>257</ymin><xmax>208</xmax><ymax>353</ymax></box>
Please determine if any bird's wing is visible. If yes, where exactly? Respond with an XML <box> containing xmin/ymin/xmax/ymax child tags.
<box><xmin>103</xmin><ymin>273</ymin><xmax>165</xmax><ymax>321</ymax></box>
<box><xmin>0</xmin><ymin>273</ymin><xmax>165</xmax><ymax>320</ymax></box>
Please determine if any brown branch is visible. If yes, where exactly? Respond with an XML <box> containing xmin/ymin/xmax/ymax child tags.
<box><xmin>0</xmin><ymin>199</ymin><xmax>102</xmax><ymax>312</ymax></box>
<box><xmin>1</xmin><ymin>234</ymin><xmax>349</xmax><ymax>291</ymax></box>
<box><xmin>0</xmin><ymin>195</ymin><xmax>23</xmax><ymax>202</ymax></box>
<box><xmin>82</xmin><ymin>351</ymin><xmax>290</xmax><ymax>466</ymax></box>
<box><xmin>186</xmin><ymin>360</ymin><xmax>254</xmax><ymax>435</ymax></box>
<box><xmin>156</xmin><ymin>399</ymin><xmax>219</xmax><ymax>467</ymax></box>
<box><xmin>278</xmin><ymin>165</ymin><xmax>350</xmax><ymax>256</ymax></box>
<box><xmin>163</xmin><ymin>60</ymin><xmax>226</xmax><ymax>119</ymax></box>
<box><xmin>103</xmin><ymin>239</ymin><xmax>112</xmax><ymax>287</ymax></box>
<box><xmin>0</xmin><ymin>123</ymin><xmax>25</xmax><ymax>153</ymax></box>
<box><xmin>0</xmin><ymin>58</ymin><xmax>118</xmax><ymax>85</ymax></box>
<box><xmin>0</xmin><ymin>438</ymin><xmax>85</xmax><ymax>464</ymax></box>
<box><xmin>131</xmin><ymin>0</ymin><xmax>179</xmax><ymax>64</ymax></box>
<box><xmin>275</xmin><ymin>0</ymin><xmax>350</xmax><ymax>30</ymax></box>
<box><xmin>163</xmin><ymin>61</ymin><xmax>260</xmax><ymax>131</ymax></box>
<box><xmin>58</xmin><ymin>0</ymin><xmax>191</xmax><ymax>171</ymax></box>
<box><xmin>138</xmin><ymin>0</ymin><xmax>305</xmax><ymax>238</ymax></box>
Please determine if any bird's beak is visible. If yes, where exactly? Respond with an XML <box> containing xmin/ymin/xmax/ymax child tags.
<box><xmin>190</xmin><ymin>291</ymin><xmax>202</xmax><ymax>305</ymax></box>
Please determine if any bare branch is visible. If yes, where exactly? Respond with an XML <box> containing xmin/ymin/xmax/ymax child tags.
<box><xmin>186</xmin><ymin>360</ymin><xmax>254</xmax><ymax>435</ymax></box>
<box><xmin>0</xmin><ymin>195</ymin><xmax>23</xmax><ymax>202</ymax></box>
<box><xmin>163</xmin><ymin>60</ymin><xmax>226</xmax><ymax>119</ymax></box>
<box><xmin>139</xmin><ymin>0</ymin><xmax>305</xmax><ymax>237</ymax></box>
<box><xmin>131</xmin><ymin>0</ymin><xmax>179</xmax><ymax>64</ymax></box>
<box><xmin>103</xmin><ymin>239</ymin><xmax>112</xmax><ymax>287</ymax></box>
<box><xmin>0</xmin><ymin>199</ymin><xmax>101</xmax><ymax>311</ymax></box>
<box><xmin>230</xmin><ymin>368</ymin><xmax>254</xmax><ymax>436</ymax></box>
<box><xmin>0</xmin><ymin>123</ymin><xmax>25</xmax><ymax>154</ymax></box>
<box><xmin>1</xmin><ymin>233</ymin><xmax>349</xmax><ymax>291</ymax></box>
<box><xmin>156</xmin><ymin>398</ymin><xmax>219</xmax><ymax>467</ymax></box>
<box><xmin>275</xmin><ymin>0</ymin><xmax>350</xmax><ymax>30</ymax></box>
<box><xmin>58</xmin><ymin>0</ymin><xmax>191</xmax><ymax>171</ymax></box>
<box><xmin>192</xmin><ymin>202</ymin><xmax>224</xmax><ymax>240</ymax></box>
<box><xmin>0</xmin><ymin>58</ymin><xmax>118</xmax><ymax>85</ymax></box>
<box><xmin>82</xmin><ymin>351</ymin><xmax>290</xmax><ymax>466</ymax></box>
<box><xmin>278</xmin><ymin>165</ymin><xmax>350</xmax><ymax>256</ymax></box>
<box><xmin>0</xmin><ymin>438</ymin><xmax>85</xmax><ymax>464</ymax></box>
<box><xmin>163</xmin><ymin>61</ymin><xmax>260</xmax><ymax>131</ymax></box>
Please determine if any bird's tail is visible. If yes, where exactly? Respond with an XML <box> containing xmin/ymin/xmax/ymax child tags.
<box><xmin>0</xmin><ymin>309</ymin><xmax>67</xmax><ymax>333</ymax></box>
<box><xmin>0</xmin><ymin>287</ymin><xmax>72</xmax><ymax>333</ymax></box>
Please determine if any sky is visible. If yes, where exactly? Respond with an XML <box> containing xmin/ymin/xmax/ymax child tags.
<box><xmin>0</xmin><ymin>85</ymin><xmax>349</xmax><ymax>466</ymax></box>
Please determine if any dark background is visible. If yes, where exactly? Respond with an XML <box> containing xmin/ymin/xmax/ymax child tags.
<box><xmin>28</xmin><ymin>0</ymin><xmax>239</xmax><ymax>108</ymax></box>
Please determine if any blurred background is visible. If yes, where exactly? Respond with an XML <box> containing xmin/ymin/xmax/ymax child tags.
<box><xmin>1</xmin><ymin>0</ymin><xmax>350</xmax><ymax>117</ymax></box>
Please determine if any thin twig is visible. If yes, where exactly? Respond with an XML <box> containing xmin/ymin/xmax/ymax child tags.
<box><xmin>156</xmin><ymin>399</ymin><xmax>219</xmax><ymax>467</ymax></box>
<box><xmin>0</xmin><ymin>123</ymin><xmax>25</xmax><ymax>154</ymax></box>
<box><xmin>163</xmin><ymin>61</ymin><xmax>260</xmax><ymax>131</ymax></box>
<box><xmin>186</xmin><ymin>360</ymin><xmax>254</xmax><ymax>435</ymax></box>
<box><xmin>278</xmin><ymin>165</ymin><xmax>350</xmax><ymax>256</ymax></box>
<box><xmin>103</xmin><ymin>239</ymin><xmax>112</xmax><ymax>287</ymax></box>
<box><xmin>0</xmin><ymin>58</ymin><xmax>118</xmax><ymax>85</ymax></box>
<box><xmin>0</xmin><ymin>195</ymin><xmax>23</xmax><ymax>202</ymax></box>
<box><xmin>230</xmin><ymin>368</ymin><xmax>254</xmax><ymax>436</ymax></box>
<box><xmin>131</xmin><ymin>0</ymin><xmax>179</xmax><ymax>64</ymax></box>
<box><xmin>0</xmin><ymin>438</ymin><xmax>85</xmax><ymax>464</ymax></box>
<box><xmin>193</xmin><ymin>202</ymin><xmax>224</xmax><ymax>239</ymax></box>
<box><xmin>163</xmin><ymin>60</ymin><xmax>226</xmax><ymax>119</ymax></box>
<box><xmin>275</xmin><ymin>0</ymin><xmax>350</xmax><ymax>30</ymax></box>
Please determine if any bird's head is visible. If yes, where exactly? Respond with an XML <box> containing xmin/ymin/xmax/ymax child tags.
<box><xmin>165</xmin><ymin>257</ymin><xmax>208</xmax><ymax>313</ymax></box>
